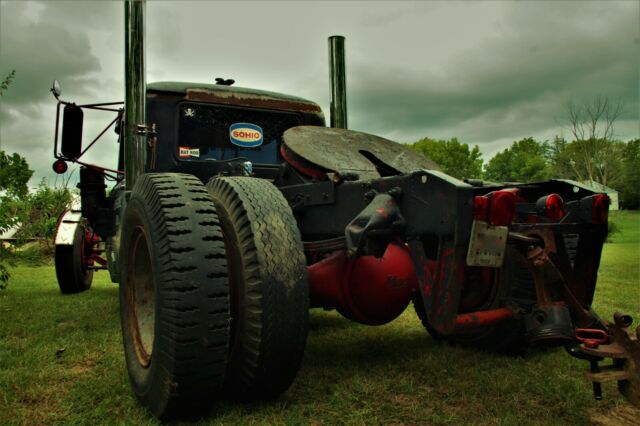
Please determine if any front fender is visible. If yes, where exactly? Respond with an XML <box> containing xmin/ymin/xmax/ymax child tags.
<box><xmin>54</xmin><ymin>209</ymin><xmax>82</xmax><ymax>246</ymax></box>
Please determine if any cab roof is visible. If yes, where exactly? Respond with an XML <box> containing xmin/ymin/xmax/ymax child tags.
<box><xmin>147</xmin><ymin>81</ymin><xmax>323</xmax><ymax>115</ymax></box>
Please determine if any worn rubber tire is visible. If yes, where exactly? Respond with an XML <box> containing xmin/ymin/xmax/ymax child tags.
<box><xmin>54</xmin><ymin>224</ymin><xmax>93</xmax><ymax>294</ymax></box>
<box><xmin>413</xmin><ymin>246</ymin><xmax>535</xmax><ymax>354</ymax></box>
<box><xmin>119</xmin><ymin>173</ymin><xmax>230</xmax><ymax>420</ymax></box>
<box><xmin>206</xmin><ymin>176</ymin><xmax>309</xmax><ymax>401</ymax></box>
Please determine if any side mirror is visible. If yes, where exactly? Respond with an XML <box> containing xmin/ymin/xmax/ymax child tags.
<box><xmin>61</xmin><ymin>104</ymin><xmax>83</xmax><ymax>159</ymax></box>
<box><xmin>51</xmin><ymin>79</ymin><xmax>61</xmax><ymax>99</ymax></box>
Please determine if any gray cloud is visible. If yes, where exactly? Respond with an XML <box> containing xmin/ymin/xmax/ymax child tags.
<box><xmin>347</xmin><ymin>1</ymin><xmax>639</xmax><ymax>146</ymax></box>
<box><xmin>0</xmin><ymin>0</ymin><xmax>638</xmax><ymax>186</ymax></box>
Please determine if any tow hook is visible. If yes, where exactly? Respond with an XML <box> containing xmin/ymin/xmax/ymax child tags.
<box><xmin>570</xmin><ymin>314</ymin><xmax>640</xmax><ymax>406</ymax></box>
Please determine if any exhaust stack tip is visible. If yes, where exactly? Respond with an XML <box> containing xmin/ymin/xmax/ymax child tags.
<box><xmin>328</xmin><ymin>35</ymin><xmax>347</xmax><ymax>129</ymax></box>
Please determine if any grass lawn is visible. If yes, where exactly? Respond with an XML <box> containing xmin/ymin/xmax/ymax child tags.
<box><xmin>0</xmin><ymin>211</ymin><xmax>638</xmax><ymax>425</ymax></box>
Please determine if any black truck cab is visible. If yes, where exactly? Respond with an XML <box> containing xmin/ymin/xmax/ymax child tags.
<box><xmin>139</xmin><ymin>82</ymin><xmax>325</xmax><ymax>182</ymax></box>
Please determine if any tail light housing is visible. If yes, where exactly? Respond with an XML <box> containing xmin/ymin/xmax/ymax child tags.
<box><xmin>474</xmin><ymin>191</ymin><xmax>516</xmax><ymax>226</ymax></box>
<box><xmin>488</xmin><ymin>190</ymin><xmax>516</xmax><ymax>226</ymax></box>
<box><xmin>473</xmin><ymin>196</ymin><xmax>489</xmax><ymax>221</ymax></box>
<box><xmin>591</xmin><ymin>194</ymin><xmax>609</xmax><ymax>224</ymax></box>
<box><xmin>52</xmin><ymin>159</ymin><xmax>68</xmax><ymax>174</ymax></box>
<box><xmin>536</xmin><ymin>193</ymin><xmax>565</xmax><ymax>221</ymax></box>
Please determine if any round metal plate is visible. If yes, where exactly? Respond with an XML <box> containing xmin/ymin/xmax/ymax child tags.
<box><xmin>283</xmin><ymin>126</ymin><xmax>440</xmax><ymax>180</ymax></box>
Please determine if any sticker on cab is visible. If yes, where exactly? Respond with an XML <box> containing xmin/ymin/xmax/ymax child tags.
<box><xmin>229</xmin><ymin>123</ymin><xmax>263</xmax><ymax>148</ymax></box>
<box><xmin>179</xmin><ymin>146</ymin><xmax>200</xmax><ymax>158</ymax></box>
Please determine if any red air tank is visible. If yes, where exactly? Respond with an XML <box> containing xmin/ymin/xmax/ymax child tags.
<box><xmin>308</xmin><ymin>242</ymin><xmax>419</xmax><ymax>325</ymax></box>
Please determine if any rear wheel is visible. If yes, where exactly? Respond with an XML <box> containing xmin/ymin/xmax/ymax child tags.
<box><xmin>55</xmin><ymin>223</ymin><xmax>93</xmax><ymax>294</ymax></box>
<box><xmin>206</xmin><ymin>176</ymin><xmax>309</xmax><ymax>401</ymax></box>
<box><xmin>119</xmin><ymin>173</ymin><xmax>230</xmax><ymax>419</ymax></box>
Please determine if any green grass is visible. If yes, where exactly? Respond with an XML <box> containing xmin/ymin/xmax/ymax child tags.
<box><xmin>1</xmin><ymin>211</ymin><xmax>638</xmax><ymax>425</ymax></box>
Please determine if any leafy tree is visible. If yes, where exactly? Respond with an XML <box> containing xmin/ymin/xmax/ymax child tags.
<box><xmin>0</xmin><ymin>70</ymin><xmax>15</xmax><ymax>96</ymax></box>
<box><xmin>15</xmin><ymin>181</ymin><xmax>72</xmax><ymax>252</ymax></box>
<box><xmin>545</xmin><ymin>136</ymin><xmax>625</xmax><ymax>189</ymax></box>
<box><xmin>0</xmin><ymin>71</ymin><xmax>20</xmax><ymax>288</ymax></box>
<box><xmin>618</xmin><ymin>139</ymin><xmax>640</xmax><ymax>209</ymax></box>
<box><xmin>0</xmin><ymin>150</ymin><xmax>32</xmax><ymax>289</ymax></box>
<box><xmin>565</xmin><ymin>96</ymin><xmax>624</xmax><ymax>187</ymax></box>
<box><xmin>484</xmin><ymin>137</ymin><xmax>551</xmax><ymax>182</ymax></box>
<box><xmin>0</xmin><ymin>151</ymin><xmax>33</xmax><ymax>199</ymax></box>
<box><xmin>410</xmin><ymin>137</ymin><xmax>483</xmax><ymax>180</ymax></box>
<box><xmin>0</xmin><ymin>151</ymin><xmax>33</xmax><ymax>237</ymax></box>
<box><xmin>546</xmin><ymin>136</ymin><xmax>574</xmax><ymax>179</ymax></box>
<box><xmin>0</xmin><ymin>151</ymin><xmax>71</xmax><ymax>288</ymax></box>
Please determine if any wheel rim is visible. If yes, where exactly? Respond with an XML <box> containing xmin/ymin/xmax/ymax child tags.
<box><xmin>127</xmin><ymin>225</ymin><xmax>155</xmax><ymax>367</ymax></box>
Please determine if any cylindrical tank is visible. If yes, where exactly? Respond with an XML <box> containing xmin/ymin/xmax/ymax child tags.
<box><xmin>308</xmin><ymin>243</ymin><xmax>419</xmax><ymax>325</ymax></box>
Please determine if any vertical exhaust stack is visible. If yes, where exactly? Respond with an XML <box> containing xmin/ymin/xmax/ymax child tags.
<box><xmin>124</xmin><ymin>0</ymin><xmax>147</xmax><ymax>190</ymax></box>
<box><xmin>328</xmin><ymin>35</ymin><xmax>347</xmax><ymax>129</ymax></box>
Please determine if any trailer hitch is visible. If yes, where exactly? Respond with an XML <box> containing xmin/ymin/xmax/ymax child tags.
<box><xmin>567</xmin><ymin>315</ymin><xmax>640</xmax><ymax>406</ymax></box>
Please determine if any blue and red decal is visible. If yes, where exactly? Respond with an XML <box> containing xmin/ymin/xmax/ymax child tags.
<box><xmin>229</xmin><ymin>123</ymin><xmax>263</xmax><ymax>148</ymax></box>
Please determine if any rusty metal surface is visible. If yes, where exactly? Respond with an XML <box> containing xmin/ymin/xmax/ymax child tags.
<box><xmin>517</xmin><ymin>228</ymin><xmax>594</xmax><ymax>327</ymax></box>
<box><xmin>283</xmin><ymin>126</ymin><xmax>440</xmax><ymax>181</ymax></box>
<box><xmin>187</xmin><ymin>89</ymin><xmax>324</xmax><ymax>115</ymax></box>
<box><xmin>408</xmin><ymin>237</ymin><xmax>467</xmax><ymax>335</ymax></box>
<box><xmin>581</xmin><ymin>323</ymin><xmax>640</xmax><ymax>406</ymax></box>
<box><xmin>146</xmin><ymin>82</ymin><xmax>323</xmax><ymax>115</ymax></box>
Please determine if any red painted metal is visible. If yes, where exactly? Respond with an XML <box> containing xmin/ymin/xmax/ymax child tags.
<box><xmin>52</xmin><ymin>159</ymin><xmax>68</xmax><ymax>174</ymax></box>
<box><xmin>308</xmin><ymin>241</ymin><xmax>517</xmax><ymax>331</ymax></box>
<box><xmin>488</xmin><ymin>190</ymin><xmax>516</xmax><ymax>226</ymax></box>
<box><xmin>308</xmin><ymin>242</ymin><xmax>419</xmax><ymax>325</ymax></box>
<box><xmin>575</xmin><ymin>328</ymin><xmax>609</xmax><ymax>349</ymax></box>
<box><xmin>473</xmin><ymin>196</ymin><xmax>489</xmax><ymax>221</ymax></box>
<box><xmin>280</xmin><ymin>145</ymin><xmax>327</xmax><ymax>179</ymax></box>
<box><xmin>544</xmin><ymin>193</ymin><xmax>565</xmax><ymax>221</ymax></box>
<box><xmin>591</xmin><ymin>194</ymin><xmax>610</xmax><ymax>224</ymax></box>
<box><xmin>453</xmin><ymin>307</ymin><xmax>515</xmax><ymax>331</ymax></box>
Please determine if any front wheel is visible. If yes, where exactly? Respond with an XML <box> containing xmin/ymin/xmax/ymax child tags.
<box><xmin>119</xmin><ymin>173</ymin><xmax>230</xmax><ymax>419</ymax></box>
<box><xmin>54</xmin><ymin>223</ymin><xmax>93</xmax><ymax>294</ymax></box>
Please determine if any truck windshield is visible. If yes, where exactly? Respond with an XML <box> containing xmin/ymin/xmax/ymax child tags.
<box><xmin>177</xmin><ymin>102</ymin><xmax>302</xmax><ymax>164</ymax></box>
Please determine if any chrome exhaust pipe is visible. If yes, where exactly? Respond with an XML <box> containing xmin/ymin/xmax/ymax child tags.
<box><xmin>124</xmin><ymin>0</ymin><xmax>147</xmax><ymax>190</ymax></box>
<box><xmin>328</xmin><ymin>35</ymin><xmax>347</xmax><ymax>129</ymax></box>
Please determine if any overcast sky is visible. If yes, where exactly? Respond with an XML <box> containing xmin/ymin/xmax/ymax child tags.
<box><xmin>1</xmin><ymin>0</ymin><xmax>638</xmax><ymax>186</ymax></box>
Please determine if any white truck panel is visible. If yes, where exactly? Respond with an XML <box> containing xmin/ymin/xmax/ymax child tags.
<box><xmin>55</xmin><ymin>210</ymin><xmax>82</xmax><ymax>245</ymax></box>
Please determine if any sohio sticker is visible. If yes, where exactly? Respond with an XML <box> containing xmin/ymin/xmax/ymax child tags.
<box><xmin>230</xmin><ymin>123</ymin><xmax>263</xmax><ymax>148</ymax></box>
<box><xmin>178</xmin><ymin>146</ymin><xmax>200</xmax><ymax>158</ymax></box>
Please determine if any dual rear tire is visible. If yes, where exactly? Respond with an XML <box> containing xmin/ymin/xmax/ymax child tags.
<box><xmin>118</xmin><ymin>173</ymin><xmax>308</xmax><ymax>419</ymax></box>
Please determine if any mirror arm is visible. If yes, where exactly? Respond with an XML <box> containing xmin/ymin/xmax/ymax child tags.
<box><xmin>78</xmin><ymin>114</ymin><xmax>121</xmax><ymax>158</ymax></box>
<box><xmin>77</xmin><ymin>101</ymin><xmax>124</xmax><ymax>108</ymax></box>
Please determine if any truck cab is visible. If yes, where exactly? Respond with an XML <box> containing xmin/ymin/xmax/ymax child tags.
<box><xmin>139</xmin><ymin>82</ymin><xmax>325</xmax><ymax>182</ymax></box>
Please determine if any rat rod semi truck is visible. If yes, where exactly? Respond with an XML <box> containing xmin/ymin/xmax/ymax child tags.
<box><xmin>49</xmin><ymin>0</ymin><xmax>639</xmax><ymax>419</ymax></box>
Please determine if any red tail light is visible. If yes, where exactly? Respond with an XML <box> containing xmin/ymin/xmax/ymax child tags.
<box><xmin>473</xmin><ymin>196</ymin><xmax>489</xmax><ymax>221</ymax></box>
<box><xmin>488</xmin><ymin>190</ymin><xmax>516</xmax><ymax>226</ymax></box>
<box><xmin>591</xmin><ymin>194</ymin><xmax>609</xmax><ymax>224</ymax></box>
<box><xmin>544</xmin><ymin>193</ymin><xmax>565</xmax><ymax>221</ymax></box>
<box><xmin>52</xmin><ymin>159</ymin><xmax>68</xmax><ymax>174</ymax></box>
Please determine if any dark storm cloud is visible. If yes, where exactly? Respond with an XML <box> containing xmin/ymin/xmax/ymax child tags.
<box><xmin>0</xmin><ymin>1</ymin><xmax>105</xmax><ymax>106</ymax></box>
<box><xmin>0</xmin><ymin>0</ymin><xmax>637</xmax><ymax>185</ymax></box>
<box><xmin>0</xmin><ymin>1</ymin><xmax>122</xmax><ymax>181</ymax></box>
<box><xmin>347</xmin><ymin>1</ymin><xmax>639</xmax><ymax>145</ymax></box>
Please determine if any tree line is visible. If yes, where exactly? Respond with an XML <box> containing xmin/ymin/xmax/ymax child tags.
<box><xmin>409</xmin><ymin>98</ymin><xmax>639</xmax><ymax>209</ymax></box>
